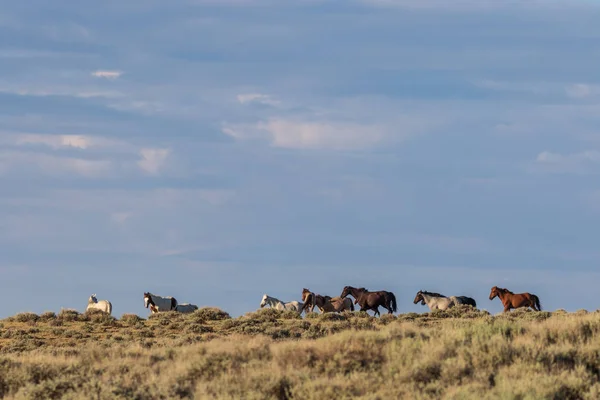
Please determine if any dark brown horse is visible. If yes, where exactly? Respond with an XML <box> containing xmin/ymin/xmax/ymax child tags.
<box><xmin>340</xmin><ymin>286</ymin><xmax>397</xmax><ymax>316</ymax></box>
<box><xmin>489</xmin><ymin>286</ymin><xmax>541</xmax><ymax>312</ymax></box>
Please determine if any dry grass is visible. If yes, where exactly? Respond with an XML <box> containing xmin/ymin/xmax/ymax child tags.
<box><xmin>1</xmin><ymin>306</ymin><xmax>599</xmax><ymax>399</ymax></box>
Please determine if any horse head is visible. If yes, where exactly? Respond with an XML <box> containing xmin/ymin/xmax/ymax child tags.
<box><xmin>340</xmin><ymin>286</ymin><xmax>352</xmax><ymax>299</ymax></box>
<box><xmin>301</xmin><ymin>289</ymin><xmax>311</xmax><ymax>302</ymax></box>
<box><xmin>413</xmin><ymin>290</ymin><xmax>424</xmax><ymax>305</ymax></box>
<box><xmin>489</xmin><ymin>286</ymin><xmax>500</xmax><ymax>300</ymax></box>
<box><xmin>260</xmin><ymin>294</ymin><xmax>268</xmax><ymax>308</ymax></box>
<box><xmin>143</xmin><ymin>292</ymin><xmax>154</xmax><ymax>308</ymax></box>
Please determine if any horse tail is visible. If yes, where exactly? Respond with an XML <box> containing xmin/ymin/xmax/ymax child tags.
<box><xmin>171</xmin><ymin>297</ymin><xmax>178</xmax><ymax>311</ymax></box>
<box><xmin>349</xmin><ymin>299</ymin><xmax>355</xmax><ymax>312</ymax></box>
<box><xmin>471</xmin><ymin>298</ymin><xmax>477</xmax><ymax>308</ymax></box>
<box><xmin>107</xmin><ymin>301</ymin><xmax>113</xmax><ymax>315</ymax></box>
<box><xmin>388</xmin><ymin>292</ymin><xmax>397</xmax><ymax>313</ymax></box>
<box><xmin>533</xmin><ymin>295</ymin><xmax>542</xmax><ymax>311</ymax></box>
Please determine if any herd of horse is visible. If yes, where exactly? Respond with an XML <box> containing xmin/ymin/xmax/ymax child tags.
<box><xmin>83</xmin><ymin>286</ymin><xmax>542</xmax><ymax>317</ymax></box>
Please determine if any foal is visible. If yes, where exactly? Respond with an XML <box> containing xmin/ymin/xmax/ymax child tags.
<box><xmin>489</xmin><ymin>286</ymin><xmax>542</xmax><ymax>312</ymax></box>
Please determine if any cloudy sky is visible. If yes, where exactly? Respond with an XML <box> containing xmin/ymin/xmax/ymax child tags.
<box><xmin>1</xmin><ymin>0</ymin><xmax>600</xmax><ymax>317</ymax></box>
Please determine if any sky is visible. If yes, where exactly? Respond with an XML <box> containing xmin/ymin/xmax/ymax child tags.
<box><xmin>1</xmin><ymin>0</ymin><xmax>600</xmax><ymax>318</ymax></box>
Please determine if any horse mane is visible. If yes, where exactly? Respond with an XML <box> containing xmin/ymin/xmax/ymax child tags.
<box><xmin>421</xmin><ymin>290</ymin><xmax>446</xmax><ymax>298</ymax></box>
<box><xmin>499</xmin><ymin>287</ymin><xmax>513</xmax><ymax>294</ymax></box>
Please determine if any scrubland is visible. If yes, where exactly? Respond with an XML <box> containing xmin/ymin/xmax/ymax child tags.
<box><xmin>0</xmin><ymin>306</ymin><xmax>599</xmax><ymax>399</ymax></box>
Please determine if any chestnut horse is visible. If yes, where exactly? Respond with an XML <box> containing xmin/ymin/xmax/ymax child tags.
<box><xmin>340</xmin><ymin>286</ymin><xmax>397</xmax><ymax>316</ymax></box>
<box><xmin>489</xmin><ymin>286</ymin><xmax>542</xmax><ymax>312</ymax></box>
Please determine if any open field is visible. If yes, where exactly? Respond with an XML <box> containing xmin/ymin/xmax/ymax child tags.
<box><xmin>0</xmin><ymin>307</ymin><xmax>599</xmax><ymax>399</ymax></box>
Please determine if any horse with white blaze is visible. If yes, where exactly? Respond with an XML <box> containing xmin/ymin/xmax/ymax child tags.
<box><xmin>143</xmin><ymin>292</ymin><xmax>177</xmax><ymax>313</ymax></box>
<box><xmin>86</xmin><ymin>294</ymin><xmax>112</xmax><ymax>315</ymax></box>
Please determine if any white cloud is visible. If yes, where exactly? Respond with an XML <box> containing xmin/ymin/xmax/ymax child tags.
<box><xmin>236</xmin><ymin>93</ymin><xmax>280</xmax><ymax>106</ymax></box>
<box><xmin>91</xmin><ymin>70</ymin><xmax>122</xmax><ymax>79</ymax></box>
<box><xmin>534</xmin><ymin>150</ymin><xmax>600</xmax><ymax>174</ymax></box>
<box><xmin>0</xmin><ymin>151</ymin><xmax>113</xmax><ymax>177</ymax></box>
<box><xmin>565</xmin><ymin>84</ymin><xmax>598</xmax><ymax>99</ymax></box>
<box><xmin>14</xmin><ymin>134</ymin><xmax>90</xmax><ymax>149</ymax></box>
<box><xmin>536</xmin><ymin>150</ymin><xmax>600</xmax><ymax>164</ymax></box>
<box><xmin>4</xmin><ymin>133</ymin><xmax>131</xmax><ymax>151</ymax></box>
<box><xmin>137</xmin><ymin>148</ymin><xmax>171</xmax><ymax>174</ymax></box>
<box><xmin>223</xmin><ymin>119</ymin><xmax>387</xmax><ymax>150</ymax></box>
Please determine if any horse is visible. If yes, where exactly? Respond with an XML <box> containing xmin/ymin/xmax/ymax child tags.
<box><xmin>259</xmin><ymin>294</ymin><xmax>303</xmax><ymax>313</ymax></box>
<box><xmin>453</xmin><ymin>295</ymin><xmax>477</xmax><ymax>308</ymax></box>
<box><xmin>175</xmin><ymin>303</ymin><xmax>199</xmax><ymax>313</ymax></box>
<box><xmin>144</xmin><ymin>292</ymin><xmax>177</xmax><ymax>313</ymax></box>
<box><xmin>302</xmin><ymin>289</ymin><xmax>354</xmax><ymax>313</ymax></box>
<box><xmin>301</xmin><ymin>289</ymin><xmax>315</xmax><ymax>313</ymax></box>
<box><xmin>413</xmin><ymin>290</ymin><xmax>455</xmax><ymax>311</ymax></box>
<box><xmin>489</xmin><ymin>286</ymin><xmax>542</xmax><ymax>312</ymax></box>
<box><xmin>340</xmin><ymin>286</ymin><xmax>397</xmax><ymax>316</ymax></box>
<box><xmin>86</xmin><ymin>294</ymin><xmax>112</xmax><ymax>315</ymax></box>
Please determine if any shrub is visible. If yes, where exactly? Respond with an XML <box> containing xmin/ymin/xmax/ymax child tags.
<box><xmin>148</xmin><ymin>311</ymin><xmax>183</xmax><ymax>322</ymax></box>
<box><xmin>85</xmin><ymin>310</ymin><xmax>116</xmax><ymax>325</ymax></box>
<box><xmin>190</xmin><ymin>307</ymin><xmax>231</xmax><ymax>322</ymax></box>
<box><xmin>14</xmin><ymin>313</ymin><xmax>39</xmax><ymax>323</ymax></box>
<box><xmin>318</xmin><ymin>313</ymin><xmax>347</xmax><ymax>322</ymax></box>
<box><xmin>57</xmin><ymin>309</ymin><xmax>80</xmax><ymax>322</ymax></box>
<box><xmin>377</xmin><ymin>314</ymin><xmax>398</xmax><ymax>325</ymax></box>
<box><xmin>39</xmin><ymin>312</ymin><xmax>57</xmax><ymax>322</ymax></box>
<box><xmin>121</xmin><ymin>314</ymin><xmax>144</xmax><ymax>325</ymax></box>
<box><xmin>185</xmin><ymin>324</ymin><xmax>214</xmax><ymax>334</ymax></box>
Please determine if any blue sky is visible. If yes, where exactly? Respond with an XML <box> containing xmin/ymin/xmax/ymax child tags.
<box><xmin>2</xmin><ymin>0</ymin><xmax>600</xmax><ymax>317</ymax></box>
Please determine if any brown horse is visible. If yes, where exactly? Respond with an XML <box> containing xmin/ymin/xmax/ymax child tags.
<box><xmin>489</xmin><ymin>286</ymin><xmax>542</xmax><ymax>312</ymax></box>
<box><xmin>301</xmin><ymin>288</ymin><xmax>316</xmax><ymax>313</ymax></box>
<box><xmin>301</xmin><ymin>289</ymin><xmax>354</xmax><ymax>313</ymax></box>
<box><xmin>340</xmin><ymin>286</ymin><xmax>397</xmax><ymax>316</ymax></box>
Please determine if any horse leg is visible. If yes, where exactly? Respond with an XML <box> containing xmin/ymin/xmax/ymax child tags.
<box><xmin>385</xmin><ymin>301</ymin><xmax>393</xmax><ymax>314</ymax></box>
<box><xmin>530</xmin><ymin>300</ymin><xmax>539</xmax><ymax>311</ymax></box>
<box><xmin>374</xmin><ymin>306</ymin><xmax>380</xmax><ymax>317</ymax></box>
<box><xmin>503</xmin><ymin>304</ymin><xmax>511</xmax><ymax>313</ymax></box>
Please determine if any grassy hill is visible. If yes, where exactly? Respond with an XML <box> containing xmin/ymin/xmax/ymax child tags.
<box><xmin>0</xmin><ymin>306</ymin><xmax>598</xmax><ymax>399</ymax></box>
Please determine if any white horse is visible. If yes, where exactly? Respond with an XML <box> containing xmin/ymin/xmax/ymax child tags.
<box><xmin>413</xmin><ymin>290</ymin><xmax>456</xmax><ymax>311</ymax></box>
<box><xmin>86</xmin><ymin>294</ymin><xmax>112</xmax><ymax>315</ymax></box>
<box><xmin>260</xmin><ymin>294</ymin><xmax>303</xmax><ymax>313</ymax></box>
<box><xmin>144</xmin><ymin>292</ymin><xmax>177</xmax><ymax>313</ymax></box>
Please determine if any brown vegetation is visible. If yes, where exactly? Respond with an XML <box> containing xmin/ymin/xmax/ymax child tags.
<box><xmin>0</xmin><ymin>306</ymin><xmax>599</xmax><ymax>399</ymax></box>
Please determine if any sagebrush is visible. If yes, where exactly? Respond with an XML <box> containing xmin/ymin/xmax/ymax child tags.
<box><xmin>0</xmin><ymin>307</ymin><xmax>599</xmax><ymax>399</ymax></box>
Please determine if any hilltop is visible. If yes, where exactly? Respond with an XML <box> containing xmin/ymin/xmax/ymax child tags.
<box><xmin>0</xmin><ymin>306</ymin><xmax>598</xmax><ymax>399</ymax></box>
